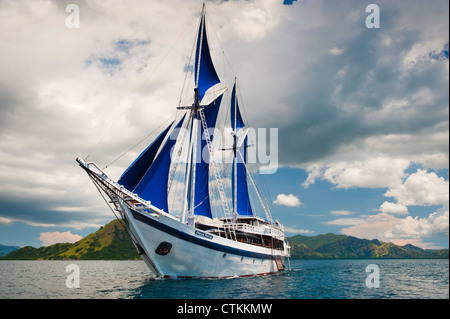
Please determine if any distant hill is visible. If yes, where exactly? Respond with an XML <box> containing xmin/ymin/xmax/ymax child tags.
<box><xmin>1</xmin><ymin>219</ymin><xmax>140</xmax><ymax>260</ymax></box>
<box><xmin>0</xmin><ymin>244</ymin><xmax>20</xmax><ymax>257</ymax></box>
<box><xmin>288</xmin><ymin>233</ymin><xmax>449</xmax><ymax>259</ymax></box>
<box><xmin>1</xmin><ymin>221</ymin><xmax>448</xmax><ymax>260</ymax></box>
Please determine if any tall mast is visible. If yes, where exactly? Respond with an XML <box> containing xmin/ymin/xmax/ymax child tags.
<box><xmin>181</xmin><ymin>4</ymin><xmax>219</xmax><ymax>223</ymax></box>
<box><xmin>190</xmin><ymin>3</ymin><xmax>204</xmax><ymax>219</ymax></box>
<box><xmin>232</xmin><ymin>78</ymin><xmax>238</xmax><ymax>222</ymax></box>
<box><xmin>181</xmin><ymin>115</ymin><xmax>194</xmax><ymax>224</ymax></box>
<box><xmin>181</xmin><ymin>4</ymin><xmax>204</xmax><ymax>223</ymax></box>
<box><xmin>195</xmin><ymin>3</ymin><xmax>206</xmax><ymax>89</ymax></box>
<box><xmin>187</xmin><ymin>4</ymin><xmax>205</xmax><ymax>223</ymax></box>
<box><xmin>179</xmin><ymin>4</ymin><xmax>233</xmax><ymax>223</ymax></box>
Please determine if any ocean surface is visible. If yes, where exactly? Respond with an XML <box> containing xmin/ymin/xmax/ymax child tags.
<box><xmin>0</xmin><ymin>259</ymin><xmax>448</xmax><ymax>299</ymax></box>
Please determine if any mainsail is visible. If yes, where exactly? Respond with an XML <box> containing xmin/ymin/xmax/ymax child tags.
<box><xmin>193</xmin><ymin>94</ymin><xmax>223</xmax><ymax>218</ymax></box>
<box><xmin>195</xmin><ymin>4</ymin><xmax>221</xmax><ymax>101</ymax></box>
<box><xmin>231</xmin><ymin>82</ymin><xmax>253</xmax><ymax>217</ymax></box>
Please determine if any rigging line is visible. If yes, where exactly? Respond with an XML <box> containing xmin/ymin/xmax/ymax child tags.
<box><xmin>178</xmin><ymin>16</ymin><xmax>198</xmax><ymax>107</ymax></box>
<box><xmin>235</xmin><ymin>80</ymin><xmax>252</xmax><ymax>133</ymax></box>
<box><xmin>183</xmin><ymin>194</ymin><xmax>209</xmax><ymax>216</ymax></box>
<box><xmin>129</xmin><ymin>111</ymin><xmax>185</xmax><ymax>194</ymax></box>
<box><xmin>102</xmin><ymin>111</ymin><xmax>177</xmax><ymax>170</ymax></box>
<box><xmin>88</xmin><ymin>174</ymin><xmax>121</xmax><ymax>222</ymax></box>
<box><xmin>205</xmin><ymin>6</ymin><xmax>236</xmax><ymax>78</ymax></box>
<box><xmin>195</xmin><ymin>4</ymin><xmax>205</xmax><ymax>88</ymax></box>
<box><xmin>167</xmin><ymin>111</ymin><xmax>193</xmax><ymax>195</ymax></box>
<box><xmin>88</xmin><ymin>174</ymin><xmax>142</xmax><ymax>252</ymax></box>
<box><xmin>237</xmin><ymin>150</ymin><xmax>273</xmax><ymax>222</ymax></box>
<box><xmin>85</xmin><ymin>22</ymin><xmax>191</xmax><ymax>162</ymax></box>
<box><xmin>234</xmin><ymin>80</ymin><xmax>275</xmax><ymax>217</ymax></box>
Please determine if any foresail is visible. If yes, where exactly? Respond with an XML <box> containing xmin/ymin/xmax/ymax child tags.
<box><xmin>133</xmin><ymin>115</ymin><xmax>186</xmax><ymax>212</ymax></box>
<box><xmin>118</xmin><ymin>122</ymin><xmax>173</xmax><ymax>191</ymax></box>
<box><xmin>195</xmin><ymin>6</ymin><xmax>221</xmax><ymax>101</ymax></box>
<box><xmin>193</xmin><ymin>93</ymin><xmax>224</xmax><ymax>219</ymax></box>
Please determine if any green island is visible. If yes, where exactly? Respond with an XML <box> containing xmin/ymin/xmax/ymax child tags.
<box><xmin>1</xmin><ymin>219</ymin><xmax>448</xmax><ymax>260</ymax></box>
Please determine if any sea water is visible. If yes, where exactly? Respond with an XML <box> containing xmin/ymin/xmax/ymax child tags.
<box><xmin>0</xmin><ymin>259</ymin><xmax>448</xmax><ymax>299</ymax></box>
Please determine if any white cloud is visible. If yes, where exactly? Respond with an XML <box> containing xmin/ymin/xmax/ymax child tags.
<box><xmin>385</xmin><ymin>169</ymin><xmax>449</xmax><ymax>206</ymax></box>
<box><xmin>329</xmin><ymin>47</ymin><xmax>344</xmax><ymax>56</ymax></box>
<box><xmin>0</xmin><ymin>217</ymin><xmax>13</xmax><ymax>225</ymax></box>
<box><xmin>383</xmin><ymin>206</ymin><xmax>449</xmax><ymax>239</ymax></box>
<box><xmin>284</xmin><ymin>226</ymin><xmax>315</xmax><ymax>234</ymax></box>
<box><xmin>330</xmin><ymin>210</ymin><xmax>353</xmax><ymax>215</ymax></box>
<box><xmin>38</xmin><ymin>231</ymin><xmax>82</xmax><ymax>247</ymax></box>
<box><xmin>302</xmin><ymin>164</ymin><xmax>322</xmax><ymax>188</ymax></box>
<box><xmin>339</xmin><ymin>207</ymin><xmax>449</xmax><ymax>249</ymax></box>
<box><xmin>379</xmin><ymin>201</ymin><xmax>408</xmax><ymax>215</ymax></box>
<box><xmin>315</xmin><ymin>156</ymin><xmax>410</xmax><ymax>189</ymax></box>
<box><xmin>273</xmin><ymin>194</ymin><xmax>302</xmax><ymax>207</ymax></box>
<box><xmin>329</xmin><ymin>169</ymin><xmax>449</xmax><ymax>247</ymax></box>
<box><xmin>339</xmin><ymin>213</ymin><xmax>401</xmax><ymax>240</ymax></box>
<box><xmin>324</xmin><ymin>217</ymin><xmax>366</xmax><ymax>226</ymax></box>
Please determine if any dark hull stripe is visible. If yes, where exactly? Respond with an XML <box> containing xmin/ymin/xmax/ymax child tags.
<box><xmin>130</xmin><ymin>210</ymin><xmax>280</xmax><ymax>260</ymax></box>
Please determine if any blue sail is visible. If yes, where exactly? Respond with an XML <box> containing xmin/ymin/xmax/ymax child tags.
<box><xmin>118</xmin><ymin>123</ymin><xmax>173</xmax><ymax>191</ymax></box>
<box><xmin>194</xmin><ymin>9</ymin><xmax>221</xmax><ymax>101</ymax></box>
<box><xmin>133</xmin><ymin>115</ymin><xmax>186</xmax><ymax>212</ymax></box>
<box><xmin>231</xmin><ymin>82</ymin><xmax>253</xmax><ymax>216</ymax></box>
<box><xmin>231</xmin><ymin>84</ymin><xmax>245</xmax><ymax>131</ymax></box>
<box><xmin>232</xmin><ymin>137</ymin><xmax>253</xmax><ymax>216</ymax></box>
<box><xmin>193</xmin><ymin>94</ymin><xmax>223</xmax><ymax>218</ymax></box>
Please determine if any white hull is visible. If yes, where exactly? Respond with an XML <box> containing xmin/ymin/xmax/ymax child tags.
<box><xmin>119</xmin><ymin>200</ymin><xmax>287</xmax><ymax>278</ymax></box>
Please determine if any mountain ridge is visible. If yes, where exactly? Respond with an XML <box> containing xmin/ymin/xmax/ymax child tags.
<box><xmin>288</xmin><ymin>233</ymin><xmax>449</xmax><ymax>259</ymax></box>
<box><xmin>1</xmin><ymin>219</ymin><xmax>141</xmax><ymax>260</ymax></box>
<box><xmin>0</xmin><ymin>244</ymin><xmax>21</xmax><ymax>257</ymax></box>
<box><xmin>1</xmin><ymin>220</ymin><xmax>448</xmax><ymax>260</ymax></box>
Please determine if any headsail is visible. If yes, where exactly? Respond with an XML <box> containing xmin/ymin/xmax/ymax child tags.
<box><xmin>132</xmin><ymin>115</ymin><xmax>186</xmax><ymax>212</ymax></box>
<box><xmin>118</xmin><ymin>123</ymin><xmax>173</xmax><ymax>191</ymax></box>
<box><xmin>195</xmin><ymin>4</ymin><xmax>221</xmax><ymax>101</ymax></box>
<box><xmin>231</xmin><ymin>82</ymin><xmax>253</xmax><ymax>217</ymax></box>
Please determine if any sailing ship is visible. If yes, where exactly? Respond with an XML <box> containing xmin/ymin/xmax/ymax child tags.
<box><xmin>77</xmin><ymin>4</ymin><xmax>290</xmax><ymax>278</ymax></box>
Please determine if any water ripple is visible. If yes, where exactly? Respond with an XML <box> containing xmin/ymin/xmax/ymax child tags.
<box><xmin>0</xmin><ymin>259</ymin><xmax>448</xmax><ymax>299</ymax></box>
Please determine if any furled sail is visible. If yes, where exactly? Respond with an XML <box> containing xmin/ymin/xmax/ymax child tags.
<box><xmin>132</xmin><ymin>115</ymin><xmax>186</xmax><ymax>212</ymax></box>
<box><xmin>193</xmin><ymin>94</ymin><xmax>224</xmax><ymax>218</ymax></box>
<box><xmin>231</xmin><ymin>82</ymin><xmax>253</xmax><ymax>216</ymax></box>
<box><xmin>195</xmin><ymin>5</ymin><xmax>221</xmax><ymax>101</ymax></box>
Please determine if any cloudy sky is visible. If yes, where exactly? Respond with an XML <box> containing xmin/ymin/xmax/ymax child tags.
<box><xmin>0</xmin><ymin>0</ymin><xmax>448</xmax><ymax>249</ymax></box>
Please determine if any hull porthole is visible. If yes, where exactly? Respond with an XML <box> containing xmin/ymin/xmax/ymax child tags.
<box><xmin>155</xmin><ymin>241</ymin><xmax>172</xmax><ymax>256</ymax></box>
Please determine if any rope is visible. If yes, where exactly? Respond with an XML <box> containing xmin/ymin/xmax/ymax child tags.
<box><xmin>87</xmin><ymin>173</ymin><xmax>144</xmax><ymax>255</ymax></box>
<box><xmin>102</xmin><ymin>111</ymin><xmax>177</xmax><ymax>170</ymax></box>
<box><xmin>184</xmin><ymin>195</ymin><xmax>210</xmax><ymax>216</ymax></box>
